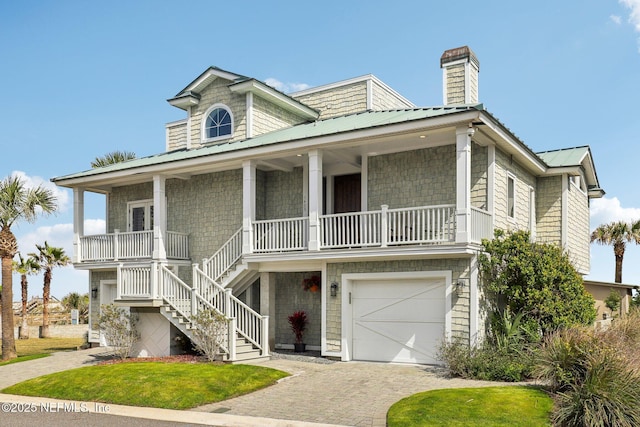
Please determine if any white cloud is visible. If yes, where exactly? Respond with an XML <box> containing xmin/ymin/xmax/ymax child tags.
<box><xmin>15</xmin><ymin>219</ymin><xmax>105</xmax><ymax>257</ymax></box>
<box><xmin>264</xmin><ymin>78</ymin><xmax>310</xmax><ymax>94</ymax></box>
<box><xmin>611</xmin><ymin>14</ymin><xmax>622</xmax><ymax>24</ymax></box>
<box><xmin>620</xmin><ymin>0</ymin><xmax>640</xmax><ymax>31</ymax></box>
<box><xmin>84</xmin><ymin>219</ymin><xmax>106</xmax><ymax>235</ymax></box>
<box><xmin>10</xmin><ymin>170</ymin><xmax>71</xmax><ymax>213</ymax></box>
<box><xmin>590</xmin><ymin>196</ymin><xmax>640</xmax><ymax>228</ymax></box>
<box><xmin>17</xmin><ymin>223</ymin><xmax>74</xmax><ymax>255</ymax></box>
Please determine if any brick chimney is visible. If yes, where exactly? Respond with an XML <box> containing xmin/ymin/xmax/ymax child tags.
<box><xmin>440</xmin><ymin>46</ymin><xmax>480</xmax><ymax>105</ymax></box>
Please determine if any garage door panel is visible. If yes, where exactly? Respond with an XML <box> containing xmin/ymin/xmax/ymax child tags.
<box><xmin>351</xmin><ymin>276</ymin><xmax>447</xmax><ymax>364</ymax></box>
<box><xmin>354</xmin><ymin>299</ymin><xmax>446</xmax><ymax>322</ymax></box>
<box><xmin>353</xmin><ymin>279</ymin><xmax>443</xmax><ymax>299</ymax></box>
<box><xmin>353</xmin><ymin>321</ymin><xmax>444</xmax><ymax>364</ymax></box>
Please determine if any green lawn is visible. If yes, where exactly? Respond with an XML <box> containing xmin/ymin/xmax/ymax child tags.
<box><xmin>2</xmin><ymin>362</ymin><xmax>288</xmax><ymax>409</ymax></box>
<box><xmin>387</xmin><ymin>386</ymin><xmax>553</xmax><ymax>427</ymax></box>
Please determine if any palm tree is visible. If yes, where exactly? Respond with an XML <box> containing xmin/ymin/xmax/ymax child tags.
<box><xmin>91</xmin><ymin>151</ymin><xmax>136</xmax><ymax>168</ymax></box>
<box><xmin>590</xmin><ymin>220</ymin><xmax>640</xmax><ymax>283</ymax></box>
<box><xmin>0</xmin><ymin>176</ymin><xmax>57</xmax><ymax>360</ymax></box>
<box><xmin>30</xmin><ymin>242</ymin><xmax>70</xmax><ymax>338</ymax></box>
<box><xmin>12</xmin><ymin>253</ymin><xmax>40</xmax><ymax>339</ymax></box>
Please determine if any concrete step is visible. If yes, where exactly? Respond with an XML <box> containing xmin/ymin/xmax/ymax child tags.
<box><xmin>232</xmin><ymin>350</ymin><xmax>265</xmax><ymax>362</ymax></box>
<box><xmin>236</xmin><ymin>342</ymin><xmax>255</xmax><ymax>353</ymax></box>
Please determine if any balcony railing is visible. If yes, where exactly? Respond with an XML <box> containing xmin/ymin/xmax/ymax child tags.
<box><xmin>81</xmin><ymin>205</ymin><xmax>492</xmax><ymax>264</ymax></box>
<box><xmin>79</xmin><ymin>230</ymin><xmax>189</xmax><ymax>262</ymax></box>
<box><xmin>253</xmin><ymin>217</ymin><xmax>309</xmax><ymax>252</ymax></box>
<box><xmin>256</xmin><ymin>204</ymin><xmax>459</xmax><ymax>252</ymax></box>
<box><xmin>470</xmin><ymin>207</ymin><xmax>493</xmax><ymax>243</ymax></box>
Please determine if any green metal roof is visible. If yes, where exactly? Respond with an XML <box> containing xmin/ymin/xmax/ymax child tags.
<box><xmin>53</xmin><ymin>105</ymin><xmax>484</xmax><ymax>182</ymax></box>
<box><xmin>537</xmin><ymin>146</ymin><xmax>589</xmax><ymax>167</ymax></box>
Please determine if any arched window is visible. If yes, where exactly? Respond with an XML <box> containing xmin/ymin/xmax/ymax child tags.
<box><xmin>202</xmin><ymin>104</ymin><xmax>233</xmax><ymax>142</ymax></box>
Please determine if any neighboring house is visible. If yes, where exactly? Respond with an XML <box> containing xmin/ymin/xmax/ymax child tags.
<box><xmin>583</xmin><ymin>280</ymin><xmax>635</xmax><ymax>321</ymax></box>
<box><xmin>52</xmin><ymin>46</ymin><xmax>604</xmax><ymax>364</ymax></box>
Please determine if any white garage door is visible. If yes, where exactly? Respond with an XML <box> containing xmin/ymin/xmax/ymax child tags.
<box><xmin>352</xmin><ymin>277</ymin><xmax>446</xmax><ymax>364</ymax></box>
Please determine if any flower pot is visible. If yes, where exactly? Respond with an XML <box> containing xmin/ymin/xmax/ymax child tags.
<box><xmin>309</xmin><ymin>284</ymin><xmax>319</xmax><ymax>293</ymax></box>
<box><xmin>294</xmin><ymin>342</ymin><xmax>306</xmax><ymax>353</ymax></box>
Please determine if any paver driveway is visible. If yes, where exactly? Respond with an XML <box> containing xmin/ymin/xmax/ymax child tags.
<box><xmin>193</xmin><ymin>356</ymin><xmax>519</xmax><ymax>427</ymax></box>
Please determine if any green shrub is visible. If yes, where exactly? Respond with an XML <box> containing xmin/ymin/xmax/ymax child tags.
<box><xmin>438</xmin><ymin>337</ymin><xmax>535</xmax><ymax>382</ymax></box>
<box><xmin>534</xmin><ymin>328</ymin><xmax>591</xmax><ymax>393</ymax></box>
<box><xmin>479</xmin><ymin>230</ymin><xmax>596</xmax><ymax>335</ymax></box>
<box><xmin>536</xmin><ymin>311</ymin><xmax>640</xmax><ymax>426</ymax></box>
<box><xmin>98</xmin><ymin>304</ymin><xmax>139</xmax><ymax>360</ymax></box>
<box><xmin>190</xmin><ymin>309</ymin><xmax>229</xmax><ymax>362</ymax></box>
<box><xmin>552</xmin><ymin>352</ymin><xmax>640</xmax><ymax>427</ymax></box>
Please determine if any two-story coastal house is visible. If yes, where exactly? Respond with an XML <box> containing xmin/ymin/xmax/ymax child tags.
<box><xmin>52</xmin><ymin>46</ymin><xmax>604</xmax><ymax>364</ymax></box>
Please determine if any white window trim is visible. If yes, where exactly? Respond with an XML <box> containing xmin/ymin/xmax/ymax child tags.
<box><xmin>529</xmin><ymin>186</ymin><xmax>536</xmax><ymax>241</ymax></box>
<box><xmin>201</xmin><ymin>103</ymin><xmax>234</xmax><ymax>144</ymax></box>
<box><xmin>507</xmin><ymin>172</ymin><xmax>517</xmax><ymax>222</ymax></box>
<box><xmin>127</xmin><ymin>199</ymin><xmax>153</xmax><ymax>232</ymax></box>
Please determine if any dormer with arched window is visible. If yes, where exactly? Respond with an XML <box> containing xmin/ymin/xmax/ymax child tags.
<box><xmin>202</xmin><ymin>104</ymin><xmax>233</xmax><ymax>143</ymax></box>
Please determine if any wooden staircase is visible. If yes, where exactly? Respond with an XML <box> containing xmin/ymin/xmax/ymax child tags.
<box><xmin>116</xmin><ymin>228</ymin><xmax>268</xmax><ymax>362</ymax></box>
<box><xmin>160</xmin><ymin>303</ymin><xmax>267</xmax><ymax>363</ymax></box>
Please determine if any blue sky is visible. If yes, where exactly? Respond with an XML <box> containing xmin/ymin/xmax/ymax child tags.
<box><xmin>1</xmin><ymin>1</ymin><xmax>640</xmax><ymax>299</ymax></box>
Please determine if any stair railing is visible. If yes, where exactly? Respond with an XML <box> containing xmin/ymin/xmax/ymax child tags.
<box><xmin>160</xmin><ymin>264</ymin><xmax>231</xmax><ymax>356</ymax></box>
<box><xmin>194</xmin><ymin>265</ymin><xmax>268</xmax><ymax>356</ymax></box>
<box><xmin>202</xmin><ymin>228</ymin><xmax>242</xmax><ymax>283</ymax></box>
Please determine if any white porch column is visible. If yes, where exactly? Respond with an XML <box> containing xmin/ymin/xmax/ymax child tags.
<box><xmin>153</xmin><ymin>175</ymin><xmax>167</xmax><ymax>260</ymax></box>
<box><xmin>260</xmin><ymin>272</ymin><xmax>276</xmax><ymax>351</ymax></box>
<box><xmin>242</xmin><ymin>160</ymin><xmax>256</xmax><ymax>254</ymax></box>
<box><xmin>455</xmin><ymin>125</ymin><xmax>474</xmax><ymax>243</ymax></box>
<box><xmin>73</xmin><ymin>188</ymin><xmax>85</xmax><ymax>263</ymax></box>
<box><xmin>308</xmin><ymin>150</ymin><xmax>323</xmax><ymax>251</ymax></box>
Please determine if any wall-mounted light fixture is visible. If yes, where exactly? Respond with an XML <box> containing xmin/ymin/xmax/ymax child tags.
<box><xmin>330</xmin><ymin>281</ymin><xmax>339</xmax><ymax>297</ymax></box>
<box><xmin>91</xmin><ymin>287</ymin><xmax>98</xmax><ymax>299</ymax></box>
<box><xmin>455</xmin><ymin>279</ymin><xmax>468</xmax><ymax>297</ymax></box>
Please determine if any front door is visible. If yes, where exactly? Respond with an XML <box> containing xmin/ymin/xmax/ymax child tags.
<box><xmin>127</xmin><ymin>200</ymin><xmax>154</xmax><ymax>232</ymax></box>
<box><xmin>332</xmin><ymin>174</ymin><xmax>362</xmax><ymax>246</ymax></box>
<box><xmin>333</xmin><ymin>174</ymin><xmax>361</xmax><ymax>213</ymax></box>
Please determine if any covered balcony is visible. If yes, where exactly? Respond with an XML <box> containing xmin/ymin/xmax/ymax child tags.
<box><xmin>78</xmin><ymin>230</ymin><xmax>190</xmax><ymax>262</ymax></box>
<box><xmin>252</xmin><ymin>204</ymin><xmax>492</xmax><ymax>253</ymax></box>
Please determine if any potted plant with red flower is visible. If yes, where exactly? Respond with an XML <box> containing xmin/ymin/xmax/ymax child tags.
<box><xmin>303</xmin><ymin>275</ymin><xmax>321</xmax><ymax>293</ymax></box>
<box><xmin>288</xmin><ymin>310</ymin><xmax>308</xmax><ymax>352</ymax></box>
